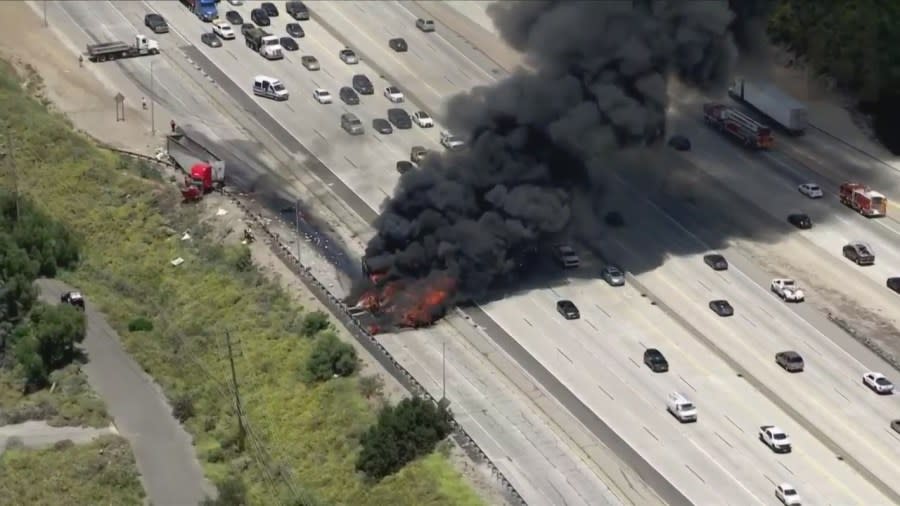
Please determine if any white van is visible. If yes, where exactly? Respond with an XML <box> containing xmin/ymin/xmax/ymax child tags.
<box><xmin>666</xmin><ymin>392</ymin><xmax>697</xmax><ymax>423</ymax></box>
<box><xmin>253</xmin><ymin>75</ymin><xmax>288</xmax><ymax>101</ymax></box>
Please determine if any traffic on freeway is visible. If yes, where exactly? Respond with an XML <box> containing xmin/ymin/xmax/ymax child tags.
<box><xmin>41</xmin><ymin>1</ymin><xmax>900</xmax><ymax>505</ymax></box>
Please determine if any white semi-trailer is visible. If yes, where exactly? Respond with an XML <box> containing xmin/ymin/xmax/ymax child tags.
<box><xmin>728</xmin><ymin>78</ymin><xmax>808</xmax><ymax>134</ymax></box>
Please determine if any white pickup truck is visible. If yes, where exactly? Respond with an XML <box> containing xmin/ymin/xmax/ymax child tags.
<box><xmin>771</xmin><ymin>278</ymin><xmax>805</xmax><ymax>302</ymax></box>
<box><xmin>759</xmin><ymin>425</ymin><xmax>792</xmax><ymax>453</ymax></box>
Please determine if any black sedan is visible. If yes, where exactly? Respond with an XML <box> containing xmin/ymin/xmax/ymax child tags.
<box><xmin>396</xmin><ymin>161</ymin><xmax>414</xmax><ymax>174</ymax></box>
<box><xmin>887</xmin><ymin>277</ymin><xmax>900</xmax><ymax>293</ymax></box>
<box><xmin>339</xmin><ymin>87</ymin><xmax>359</xmax><ymax>105</ymax></box>
<box><xmin>261</xmin><ymin>2</ymin><xmax>279</xmax><ymax>16</ymax></box>
<box><xmin>201</xmin><ymin>32</ymin><xmax>222</xmax><ymax>48</ymax></box>
<box><xmin>144</xmin><ymin>13</ymin><xmax>169</xmax><ymax>34</ymax></box>
<box><xmin>709</xmin><ymin>299</ymin><xmax>734</xmax><ymax>317</ymax></box>
<box><xmin>703</xmin><ymin>254</ymin><xmax>728</xmax><ymax>271</ymax></box>
<box><xmin>389</xmin><ymin>37</ymin><xmax>408</xmax><ymax>52</ymax></box>
<box><xmin>225</xmin><ymin>10</ymin><xmax>243</xmax><ymax>25</ymax></box>
<box><xmin>787</xmin><ymin>213</ymin><xmax>812</xmax><ymax>229</ymax></box>
<box><xmin>279</xmin><ymin>37</ymin><xmax>298</xmax><ymax>51</ymax></box>
<box><xmin>556</xmin><ymin>300</ymin><xmax>580</xmax><ymax>320</ymax></box>
<box><xmin>286</xmin><ymin>22</ymin><xmax>305</xmax><ymax>38</ymax></box>
<box><xmin>643</xmin><ymin>348</ymin><xmax>669</xmax><ymax>373</ymax></box>
<box><xmin>373</xmin><ymin>118</ymin><xmax>393</xmax><ymax>135</ymax></box>
<box><xmin>668</xmin><ymin>135</ymin><xmax>691</xmax><ymax>151</ymax></box>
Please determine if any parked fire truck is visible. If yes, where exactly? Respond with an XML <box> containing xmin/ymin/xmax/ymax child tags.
<box><xmin>839</xmin><ymin>182</ymin><xmax>887</xmax><ymax>217</ymax></box>
<box><xmin>703</xmin><ymin>103</ymin><xmax>774</xmax><ymax>149</ymax></box>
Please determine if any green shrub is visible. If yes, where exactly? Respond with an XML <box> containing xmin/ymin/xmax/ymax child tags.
<box><xmin>358</xmin><ymin>374</ymin><xmax>385</xmax><ymax>400</ymax></box>
<box><xmin>127</xmin><ymin>317</ymin><xmax>153</xmax><ymax>332</ymax></box>
<box><xmin>304</xmin><ymin>332</ymin><xmax>358</xmax><ymax>383</ymax></box>
<box><xmin>356</xmin><ymin>397</ymin><xmax>452</xmax><ymax>480</ymax></box>
<box><xmin>300</xmin><ymin>310</ymin><xmax>330</xmax><ymax>337</ymax></box>
<box><xmin>172</xmin><ymin>395</ymin><xmax>195</xmax><ymax>423</ymax></box>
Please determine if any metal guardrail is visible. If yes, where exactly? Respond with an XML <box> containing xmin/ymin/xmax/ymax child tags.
<box><xmin>107</xmin><ymin>147</ymin><xmax>528</xmax><ymax>505</ymax></box>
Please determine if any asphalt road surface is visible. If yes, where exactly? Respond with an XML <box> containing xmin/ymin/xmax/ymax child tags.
<box><xmin>36</xmin><ymin>278</ymin><xmax>213</xmax><ymax>505</ymax></box>
<box><xmin>31</xmin><ymin>1</ymin><xmax>900</xmax><ymax>505</ymax></box>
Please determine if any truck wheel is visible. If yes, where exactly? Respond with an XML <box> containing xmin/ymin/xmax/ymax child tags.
<box><xmin>151</xmin><ymin>49</ymin><xmax>159</xmax><ymax>55</ymax></box>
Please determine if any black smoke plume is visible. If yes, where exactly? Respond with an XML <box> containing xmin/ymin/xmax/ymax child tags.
<box><xmin>361</xmin><ymin>0</ymin><xmax>770</xmax><ymax>320</ymax></box>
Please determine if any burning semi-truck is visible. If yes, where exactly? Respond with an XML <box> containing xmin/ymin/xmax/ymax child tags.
<box><xmin>352</xmin><ymin>258</ymin><xmax>456</xmax><ymax>333</ymax></box>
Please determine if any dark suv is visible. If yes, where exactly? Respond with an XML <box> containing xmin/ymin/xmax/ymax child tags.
<box><xmin>352</xmin><ymin>74</ymin><xmax>374</xmax><ymax>95</ymax></box>
<box><xmin>709</xmin><ymin>299</ymin><xmax>734</xmax><ymax>317</ymax></box>
<box><xmin>787</xmin><ymin>213</ymin><xmax>812</xmax><ymax>229</ymax></box>
<box><xmin>144</xmin><ymin>13</ymin><xmax>168</xmax><ymax>34</ymax></box>
<box><xmin>643</xmin><ymin>349</ymin><xmax>668</xmax><ymax>373</ymax></box>
<box><xmin>703</xmin><ymin>254</ymin><xmax>728</xmax><ymax>271</ymax></box>
<box><xmin>261</xmin><ymin>2</ymin><xmax>279</xmax><ymax>17</ymax></box>
<box><xmin>387</xmin><ymin>108</ymin><xmax>411</xmax><ymax>129</ymax></box>
<box><xmin>775</xmin><ymin>351</ymin><xmax>804</xmax><ymax>372</ymax></box>
<box><xmin>286</xmin><ymin>1</ymin><xmax>310</xmax><ymax>20</ymax></box>
<box><xmin>339</xmin><ymin>87</ymin><xmax>360</xmax><ymax>105</ymax></box>
<box><xmin>843</xmin><ymin>242</ymin><xmax>874</xmax><ymax>265</ymax></box>
<box><xmin>251</xmin><ymin>8</ymin><xmax>270</xmax><ymax>26</ymax></box>
<box><xmin>556</xmin><ymin>300</ymin><xmax>580</xmax><ymax>320</ymax></box>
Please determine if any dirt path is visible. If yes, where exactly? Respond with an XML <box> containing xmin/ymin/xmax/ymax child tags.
<box><xmin>37</xmin><ymin>279</ymin><xmax>215</xmax><ymax>505</ymax></box>
<box><xmin>0</xmin><ymin>420</ymin><xmax>114</xmax><ymax>454</ymax></box>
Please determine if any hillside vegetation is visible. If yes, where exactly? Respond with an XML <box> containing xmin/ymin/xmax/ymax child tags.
<box><xmin>0</xmin><ymin>183</ymin><xmax>107</xmax><ymax>428</ymax></box>
<box><xmin>0</xmin><ymin>435</ymin><xmax>144</xmax><ymax>505</ymax></box>
<box><xmin>767</xmin><ymin>0</ymin><xmax>900</xmax><ymax>152</ymax></box>
<box><xmin>0</xmin><ymin>58</ymin><xmax>482</xmax><ymax>505</ymax></box>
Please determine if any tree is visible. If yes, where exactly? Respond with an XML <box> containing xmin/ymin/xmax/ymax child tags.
<box><xmin>304</xmin><ymin>332</ymin><xmax>358</xmax><ymax>382</ymax></box>
<box><xmin>300</xmin><ymin>310</ymin><xmax>331</xmax><ymax>337</ymax></box>
<box><xmin>356</xmin><ymin>397</ymin><xmax>452</xmax><ymax>479</ymax></box>
<box><xmin>0</xmin><ymin>274</ymin><xmax>38</xmax><ymax>324</ymax></box>
<box><xmin>29</xmin><ymin>303</ymin><xmax>85</xmax><ymax>370</ymax></box>
<box><xmin>15</xmin><ymin>335</ymin><xmax>47</xmax><ymax>390</ymax></box>
<box><xmin>200</xmin><ymin>475</ymin><xmax>247</xmax><ymax>506</ymax></box>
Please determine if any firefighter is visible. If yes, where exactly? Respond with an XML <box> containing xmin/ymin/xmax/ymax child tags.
<box><xmin>141</xmin><ymin>97</ymin><xmax>147</xmax><ymax>110</ymax></box>
<box><xmin>170</xmin><ymin>119</ymin><xmax>176</xmax><ymax>132</ymax></box>
<box><xmin>78</xmin><ymin>54</ymin><xmax>83</xmax><ymax>67</ymax></box>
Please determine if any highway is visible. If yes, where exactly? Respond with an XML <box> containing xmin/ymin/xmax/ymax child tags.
<box><xmin>34</xmin><ymin>1</ymin><xmax>655</xmax><ymax>505</ymax></box>
<box><xmin>300</xmin><ymin>1</ymin><xmax>900</xmax><ymax>504</ymax></box>
<box><xmin>34</xmin><ymin>1</ymin><xmax>900</xmax><ymax>505</ymax></box>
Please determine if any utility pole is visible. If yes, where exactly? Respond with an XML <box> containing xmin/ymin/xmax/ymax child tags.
<box><xmin>149</xmin><ymin>61</ymin><xmax>156</xmax><ymax>136</ymax></box>
<box><xmin>43</xmin><ymin>1</ymin><xmax>47</xmax><ymax>28</ymax></box>
<box><xmin>295</xmin><ymin>200</ymin><xmax>302</xmax><ymax>263</ymax></box>
<box><xmin>225</xmin><ymin>329</ymin><xmax>246</xmax><ymax>452</ymax></box>
<box><xmin>442</xmin><ymin>341</ymin><xmax>446</xmax><ymax>401</ymax></box>
<box><xmin>5</xmin><ymin>130</ymin><xmax>20</xmax><ymax>222</ymax></box>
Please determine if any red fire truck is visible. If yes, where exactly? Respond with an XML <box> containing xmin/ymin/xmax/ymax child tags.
<box><xmin>839</xmin><ymin>182</ymin><xmax>887</xmax><ymax>217</ymax></box>
<box><xmin>703</xmin><ymin>103</ymin><xmax>774</xmax><ymax>149</ymax></box>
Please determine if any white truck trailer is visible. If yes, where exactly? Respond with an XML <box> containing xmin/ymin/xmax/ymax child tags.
<box><xmin>728</xmin><ymin>78</ymin><xmax>808</xmax><ymax>134</ymax></box>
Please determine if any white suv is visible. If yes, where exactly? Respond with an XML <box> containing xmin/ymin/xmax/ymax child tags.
<box><xmin>313</xmin><ymin>89</ymin><xmax>332</xmax><ymax>104</ymax></box>
<box><xmin>213</xmin><ymin>22</ymin><xmax>235</xmax><ymax>39</ymax></box>
<box><xmin>384</xmin><ymin>86</ymin><xmax>404</xmax><ymax>103</ymax></box>
<box><xmin>413</xmin><ymin>111</ymin><xmax>433</xmax><ymax>128</ymax></box>
<box><xmin>798</xmin><ymin>182</ymin><xmax>823</xmax><ymax>198</ymax></box>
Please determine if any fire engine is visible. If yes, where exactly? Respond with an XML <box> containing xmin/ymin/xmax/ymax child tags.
<box><xmin>703</xmin><ymin>103</ymin><xmax>774</xmax><ymax>149</ymax></box>
<box><xmin>839</xmin><ymin>182</ymin><xmax>887</xmax><ymax>217</ymax></box>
